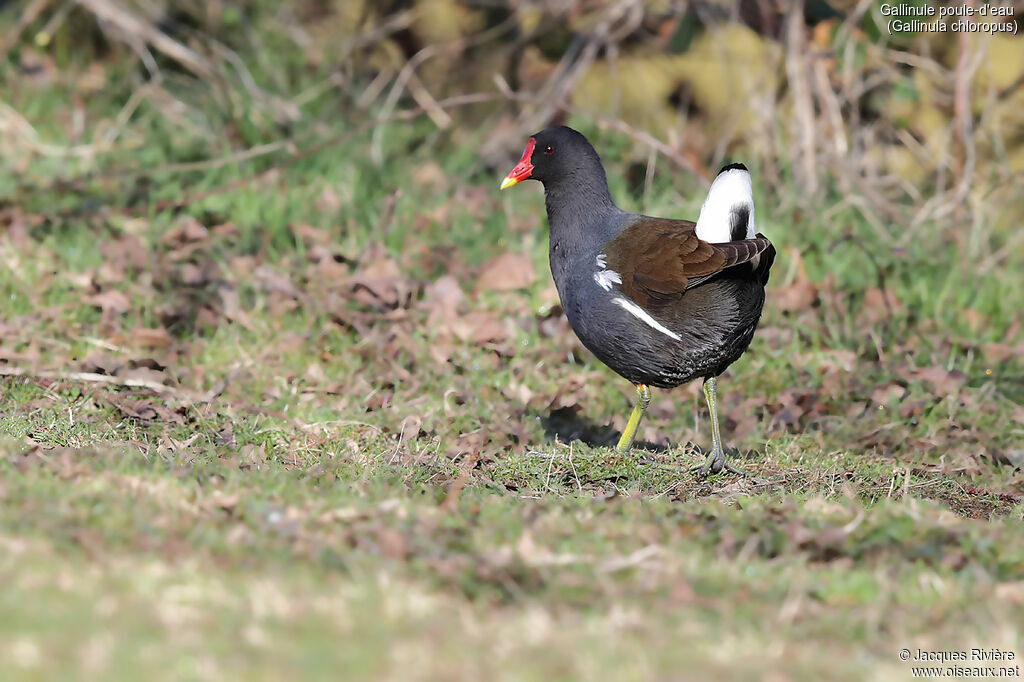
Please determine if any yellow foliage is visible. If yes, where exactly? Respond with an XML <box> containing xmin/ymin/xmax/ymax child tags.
<box><xmin>574</xmin><ymin>55</ymin><xmax>687</xmax><ymax>137</ymax></box>
<box><xmin>976</xmin><ymin>35</ymin><xmax>1024</xmax><ymax>91</ymax></box>
<box><xmin>518</xmin><ymin>6</ymin><xmax>543</xmax><ymax>35</ymax></box>
<box><xmin>573</xmin><ymin>24</ymin><xmax>781</xmax><ymax>143</ymax></box>
<box><xmin>333</xmin><ymin>0</ymin><xmax>369</xmax><ymax>33</ymax></box>
<box><xmin>971</xmin><ymin>36</ymin><xmax>1024</xmax><ymax>133</ymax></box>
<box><xmin>1007</xmin><ymin>145</ymin><xmax>1024</xmax><ymax>174</ymax></box>
<box><xmin>413</xmin><ymin>0</ymin><xmax>482</xmax><ymax>45</ymax></box>
<box><xmin>865</xmin><ymin>144</ymin><xmax>929</xmax><ymax>185</ymax></box>
<box><xmin>674</xmin><ymin>24</ymin><xmax>782</xmax><ymax>137</ymax></box>
<box><xmin>365</xmin><ymin>39</ymin><xmax>407</xmax><ymax>73</ymax></box>
<box><xmin>909</xmin><ymin>105</ymin><xmax>950</xmax><ymax>161</ymax></box>
<box><xmin>303</xmin><ymin>0</ymin><xmax>373</xmax><ymax>57</ymax></box>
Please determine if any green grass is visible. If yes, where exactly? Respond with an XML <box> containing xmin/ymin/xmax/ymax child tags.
<box><xmin>1</xmin><ymin>19</ymin><xmax>1023</xmax><ymax>681</ymax></box>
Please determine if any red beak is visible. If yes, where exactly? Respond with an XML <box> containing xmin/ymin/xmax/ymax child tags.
<box><xmin>500</xmin><ymin>137</ymin><xmax>536</xmax><ymax>189</ymax></box>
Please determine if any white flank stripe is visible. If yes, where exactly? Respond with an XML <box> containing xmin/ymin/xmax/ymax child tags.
<box><xmin>694</xmin><ymin>167</ymin><xmax>756</xmax><ymax>243</ymax></box>
<box><xmin>596</xmin><ymin>254</ymin><xmax>607</xmax><ymax>268</ymax></box>
<box><xmin>594</xmin><ymin>269</ymin><xmax>622</xmax><ymax>291</ymax></box>
<box><xmin>612</xmin><ymin>296</ymin><xmax>681</xmax><ymax>340</ymax></box>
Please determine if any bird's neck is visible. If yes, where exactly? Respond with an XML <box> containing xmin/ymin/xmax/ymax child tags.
<box><xmin>543</xmin><ymin>172</ymin><xmax>622</xmax><ymax>307</ymax></box>
<box><xmin>543</xmin><ymin>172</ymin><xmax>620</xmax><ymax>257</ymax></box>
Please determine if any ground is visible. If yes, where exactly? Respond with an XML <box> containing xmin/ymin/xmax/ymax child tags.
<box><xmin>1</xmin><ymin>33</ymin><xmax>1023</xmax><ymax>682</ymax></box>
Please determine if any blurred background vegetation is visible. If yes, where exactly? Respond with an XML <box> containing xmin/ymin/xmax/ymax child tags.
<box><xmin>3</xmin><ymin>0</ymin><xmax>1023</xmax><ymax>227</ymax></box>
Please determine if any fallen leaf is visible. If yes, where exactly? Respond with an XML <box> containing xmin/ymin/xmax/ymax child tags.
<box><xmin>862</xmin><ymin>287</ymin><xmax>902</xmax><ymax>325</ymax></box>
<box><xmin>994</xmin><ymin>582</ymin><xmax>1024</xmax><ymax>605</ymax></box>
<box><xmin>81</xmin><ymin>353</ymin><xmax>123</xmax><ymax>376</ymax></box>
<box><xmin>449</xmin><ymin>431</ymin><xmax>486</xmax><ymax>457</ymax></box>
<box><xmin>131</xmin><ymin>326</ymin><xmax>173</xmax><ymax>349</ymax></box>
<box><xmin>450</xmin><ymin>311</ymin><xmax>508</xmax><ymax>344</ymax></box>
<box><xmin>105</xmin><ymin>396</ymin><xmax>183</xmax><ymax>424</ymax></box>
<box><xmin>161</xmin><ymin>216</ymin><xmax>209</xmax><ymax>247</ymax></box>
<box><xmin>349</xmin><ymin>246</ymin><xmax>414</xmax><ymax>310</ymax></box>
<box><xmin>775</xmin><ymin>280</ymin><xmax>818</xmax><ymax>313</ymax></box>
<box><xmin>900</xmin><ymin>366</ymin><xmax>967</xmax><ymax>397</ymax></box>
<box><xmin>870</xmin><ymin>383</ymin><xmax>906</xmax><ymax>406</ymax></box>
<box><xmin>475</xmin><ymin>252</ymin><xmax>536</xmax><ymax>292</ymax></box>
<box><xmin>255</xmin><ymin>265</ymin><xmax>305</xmax><ymax>300</ymax></box>
<box><xmin>422</xmin><ymin>275</ymin><xmax>464</xmax><ymax>330</ymax></box>
<box><xmin>502</xmin><ymin>381</ymin><xmax>534</xmax><ymax>405</ymax></box>
<box><xmin>88</xmin><ymin>290</ymin><xmax>131</xmax><ymax>315</ymax></box>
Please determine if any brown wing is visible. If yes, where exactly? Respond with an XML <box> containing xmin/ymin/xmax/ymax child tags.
<box><xmin>603</xmin><ymin>217</ymin><xmax>773</xmax><ymax>308</ymax></box>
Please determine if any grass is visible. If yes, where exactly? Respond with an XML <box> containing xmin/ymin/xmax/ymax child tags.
<box><xmin>1</xmin><ymin>20</ymin><xmax>1023</xmax><ymax>682</ymax></box>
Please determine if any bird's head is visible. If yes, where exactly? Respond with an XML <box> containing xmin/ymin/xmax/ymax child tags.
<box><xmin>500</xmin><ymin>126</ymin><xmax>602</xmax><ymax>190</ymax></box>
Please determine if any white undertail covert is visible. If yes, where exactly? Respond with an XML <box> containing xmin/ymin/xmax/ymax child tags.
<box><xmin>694</xmin><ymin>166</ymin><xmax>756</xmax><ymax>243</ymax></box>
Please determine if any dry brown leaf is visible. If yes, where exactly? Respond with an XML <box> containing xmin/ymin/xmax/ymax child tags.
<box><xmin>422</xmin><ymin>276</ymin><xmax>464</xmax><ymax>337</ymax></box>
<box><xmin>475</xmin><ymin>252</ymin><xmax>536</xmax><ymax>293</ymax></box>
<box><xmin>291</xmin><ymin>221</ymin><xmax>333</xmax><ymax>247</ymax></box>
<box><xmin>119</xmin><ymin>366</ymin><xmax>168</xmax><ymax>387</ymax></box>
<box><xmin>548</xmin><ymin>372</ymin><xmax>603</xmax><ymax>409</ymax></box>
<box><xmin>161</xmin><ymin>216</ymin><xmax>209</xmax><ymax>247</ymax></box>
<box><xmin>994</xmin><ymin>582</ymin><xmax>1024</xmax><ymax>605</ymax></box>
<box><xmin>449</xmin><ymin>431</ymin><xmax>486</xmax><ymax>457</ymax></box>
<box><xmin>502</xmin><ymin>381</ymin><xmax>534</xmax><ymax>405</ymax></box>
<box><xmin>106</xmin><ymin>396</ymin><xmax>183</xmax><ymax>424</ymax></box>
<box><xmin>862</xmin><ymin>287</ymin><xmax>902</xmax><ymax>325</ymax></box>
<box><xmin>98</xmin><ymin>235</ymin><xmax>149</xmax><ymax>277</ymax></box>
<box><xmin>209</xmin><ymin>491</ymin><xmax>241</xmax><ymax>513</ymax></box>
<box><xmin>900</xmin><ymin>366</ymin><xmax>967</xmax><ymax>397</ymax></box>
<box><xmin>255</xmin><ymin>265</ymin><xmax>305</xmax><ymax>300</ymax></box>
<box><xmin>982</xmin><ymin>342</ymin><xmax>1022</xmax><ymax>363</ymax></box>
<box><xmin>871</xmin><ymin>383</ymin><xmax>906</xmax><ymax>406</ymax></box>
<box><xmin>131</xmin><ymin>326</ymin><xmax>173</xmax><ymax>349</ymax></box>
<box><xmin>81</xmin><ymin>353</ymin><xmax>122</xmax><ymax>376</ymax></box>
<box><xmin>316</xmin><ymin>184</ymin><xmax>343</xmax><ymax>213</ymax></box>
<box><xmin>775</xmin><ymin>280</ymin><xmax>818</xmax><ymax>313</ymax></box>
<box><xmin>450</xmin><ymin>311</ymin><xmax>507</xmax><ymax>344</ymax></box>
<box><xmin>220</xmin><ymin>286</ymin><xmax>254</xmax><ymax>329</ymax></box>
<box><xmin>349</xmin><ymin>251</ymin><xmax>414</xmax><ymax>310</ymax></box>
<box><xmin>239</xmin><ymin>444</ymin><xmax>267</xmax><ymax>469</ymax></box>
<box><xmin>1012</xmin><ymin>405</ymin><xmax>1024</xmax><ymax>425</ymax></box>
<box><xmin>412</xmin><ymin>161</ymin><xmax>448</xmax><ymax>192</ymax></box>
<box><xmin>88</xmin><ymin>290</ymin><xmax>131</xmax><ymax>315</ymax></box>
<box><xmin>376</xmin><ymin>528</ymin><xmax>407</xmax><ymax>560</ymax></box>
<box><xmin>211</xmin><ymin>223</ymin><xmax>239</xmax><ymax>239</ymax></box>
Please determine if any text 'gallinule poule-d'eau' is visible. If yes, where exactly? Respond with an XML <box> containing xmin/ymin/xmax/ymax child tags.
<box><xmin>500</xmin><ymin>126</ymin><xmax>775</xmax><ymax>477</ymax></box>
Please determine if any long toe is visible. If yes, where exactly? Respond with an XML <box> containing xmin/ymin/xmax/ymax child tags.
<box><xmin>691</xmin><ymin>448</ymin><xmax>746</xmax><ymax>478</ymax></box>
<box><xmin>690</xmin><ymin>450</ymin><xmax>719</xmax><ymax>478</ymax></box>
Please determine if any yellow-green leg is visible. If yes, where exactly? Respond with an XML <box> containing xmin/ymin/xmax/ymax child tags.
<box><xmin>615</xmin><ymin>384</ymin><xmax>650</xmax><ymax>453</ymax></box>
<box><xmin>693</xmin><ymin>376</ymin><xmax>745</xmax><ymax>477</ymax></box>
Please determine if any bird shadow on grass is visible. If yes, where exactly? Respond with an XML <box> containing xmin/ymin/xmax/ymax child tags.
<box><xmin>538</xmin><ymin>407</ymin><xmax>670</xmax><ymax>454</ymax></box>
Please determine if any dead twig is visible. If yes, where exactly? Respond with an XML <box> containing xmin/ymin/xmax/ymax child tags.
<box><xmin>76</xmin><ymin>0</ymin><xmax>216</xmax><ymax>79</ymax></box>
<box><xmin>0</xmin><ymin>365</ymin><xmax>178</xmax><ymax>394</ymax></box>
<box><xmin>785</xmin><ymin>0</ymin><xmax>818</xmax><ymax>196</ymax></box>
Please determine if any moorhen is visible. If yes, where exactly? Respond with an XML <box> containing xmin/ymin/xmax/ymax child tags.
<box><xmin>500</xmin><ymin>126</ymin><xmax>775</xmax><ymax>476</ymax></box>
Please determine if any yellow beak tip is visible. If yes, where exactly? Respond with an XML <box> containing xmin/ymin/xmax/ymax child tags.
<box><xmin>499</xmin><ymin>176</ymin><xmax>518</xmax><ymax>190</ymax></box>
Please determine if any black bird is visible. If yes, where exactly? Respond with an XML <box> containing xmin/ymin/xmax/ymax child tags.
<box><xmin>500</xmin><ymin>126</ymin><xmax>775</xmax><ymax>476</ymax></box>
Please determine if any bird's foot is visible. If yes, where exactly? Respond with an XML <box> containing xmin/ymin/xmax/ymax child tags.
<box><xmin>690</xmin><ymin>446</ymin><xmax>746</xmax><ymax>478</ymax></box>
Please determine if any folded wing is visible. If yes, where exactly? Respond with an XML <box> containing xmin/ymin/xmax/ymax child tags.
<box><xmin>604</xmin><ymin>217</ymin><xmax>774</xmax><ymax>309</ymax></box>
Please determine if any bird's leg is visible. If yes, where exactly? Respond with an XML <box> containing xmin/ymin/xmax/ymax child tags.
<box><xmin>693</xmin><ymin>376</ymin><xmax>745</xmax><ymax>477</ymax></box>
<box><xmin>615</xmin><ymin>384</ymin><xmax>651</xmax><ymax>453</ymax></box>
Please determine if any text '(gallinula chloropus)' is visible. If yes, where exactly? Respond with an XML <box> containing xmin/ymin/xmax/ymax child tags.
<box><xmin>501</xmin><ymin>126</ymin><xmax>775</xmax><ymax>477</ymax></box>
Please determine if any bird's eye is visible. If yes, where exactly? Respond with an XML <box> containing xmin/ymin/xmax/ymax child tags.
<box><xmin>544</xmin><ymin>145</ymin><xmax>554</xmax><ymax>155</ymax></box>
